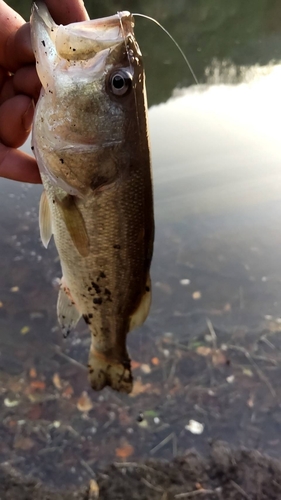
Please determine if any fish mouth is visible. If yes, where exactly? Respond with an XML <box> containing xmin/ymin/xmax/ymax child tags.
<box><xmin>32</xmin><ymin>2</ymin><xmax>134</xmax><ymax>61</ymax></box>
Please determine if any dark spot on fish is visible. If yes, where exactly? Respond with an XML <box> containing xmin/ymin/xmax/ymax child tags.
<box><xmin>36</xmin><ymin>60</ymin><xmax>39</xmax><ymax>64</ymax></box>
<box><xmin>88</xmin><ymin>313</ymin><xmax>93</xmax><ymax>319</ymax></box>
<box><xmin>59</xmin><ymin>158</ymin><xmax>64</xmax><ymax>164</ymax></box>
<box><xmin>91</xmin><ymin>282</ymin><xmax>101</xmax><ymax>293</ymax></box>
<box><xmin>83</xmin><ymin>314</ymin><xmax>91</xmax><ymax>325</ymax></box>
<box><xmin>113</xmin><ymin>244</ymin><xmax>121</xmax><ymax>249</ymax></box>
<box><xmin>31</xmin><ymin>146</ymin><xmax>34</xmax><ymax>151</ymax></box>
<box><xmin>62</xmin><ymin>315</ymin><xmax>65</xmax><ymax>319</ymax></box>
<box><xmin>89</xmin><ymin>368</ymin><xmax>93</xmax><ymax>374</ymax></box>
<box><xmin>99</xmin><ymin>271</ymin><xmax>106</xmax><ymax>279</ymax></box>
<box><xmin>48</xmin><ymin>90</ymin><xmax>53</xmax><ymax>94</ymax></box>
<box><xmin>73</xmin><ymin>48</ymin><xmax>76</xmax><ymax>51</ymax></box>
<box><xmin>146</xmin><ymin>286</ymin><xmax>150</xmax><ymax>292</ymax></box>
<box><xmin>51</xmin><ymin>28</ymin><xmax>54</xmax><ymax>32</ymax></box>
<box><xmin>93</xmin><ymin>297</ymin><xmax>102</xmax><ymax>305</ymax></box>
<box><xmin>45</xmin><ymin>52</ymin><xmax>47</xmax><ymax>56</ymax></box>
<box><xmin>52</xmin><ymin>199</ymin><xmax>55</xmax><ymax>204</ymax></box>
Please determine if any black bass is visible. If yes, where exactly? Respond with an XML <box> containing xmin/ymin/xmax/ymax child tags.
<box><xmin>30</xmin><ymin>2</ymin><xmax>154</xmax><ymax>393</ymax></box>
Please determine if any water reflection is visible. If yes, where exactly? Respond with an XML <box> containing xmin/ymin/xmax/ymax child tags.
<box><xmin>1</xmin><ymin>64</ymin><xmax>281</xmax><ymax>487</ymax></box>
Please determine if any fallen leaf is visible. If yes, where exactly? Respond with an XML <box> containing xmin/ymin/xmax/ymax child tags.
<box><xmin>115</xmin><ymin>443</ymin><xmax>134</xmax><ymax>459</ymax></box>
<box><xmin>29</xmin><ymin>367</ymin><xmax>37</xmax><ymax>378</ymax></box>
<box><xmin>140</xmin><ymin>363</ymin><xmax>151</xmax><ymax>374</ymax></box>
<box><xmin>212</xmin><ymin>349</ymin><xmax>227</xmax><ymax>366</ymax></box>
<box><xmin>151</xmin><ymin>357</ymin><xmax>160</xmax><ymax>366</ymax></box>
<box><xmin>130</xmin><ymin>379</ymin><xmax>151</xmax><ymax>397</ymax></box>
<box><xmin>10</xmin><ymin>286</ymin><xmax>19</xmax><ymax>293</ymax></box>
<box><xmin>131</xmin><ymin>360</ymin><xmax>141</xmax><ymax>370</ymax></box>
<box><xmin>30</xmin><ymin>380</ymin><xmax>46</xmax><ymax>391</ymax></box>
<box><xmin>192</xmin><ymin>291</ymin><xmax>201</xmax><ymax>300</ymax></box>
<box><xmin>27</xmin><ymin>404</ymin><xmax>42</xmax><ymax>420</ymax></box>
<box><xmin>185</xmin><ymin>420</ymin><xmax>204</xmax><ymax>435</ymax></box>
<box><xmin>62</xmin><ymin>384</ymin><xmax>74</xmax><ymax>399</ymax></box>
<box><xmin>4</xmin><ymin>398</ymin><xmax>19</xmax><ymax>408</ymax></box>
<box><xmin>77</xmin><ymin>391</ymin><xmax>93</xmax><ymax>412</ymax></box>
<box><xmin>20</xmin><ymin>326</ymin><xmax>30</xmax><ymax>335</ymax></box>
<box><xmin>52</xmin><ymin>373</ymin><xmax>62</xmax><ymax>390</ymax></box>
<box><xmin>14</xmin><ymin>436</ymin><xmax>35</xmax><ymax>451</ymax></box>
<box><xmin>196</xmin><ymin>346</ymin><xmax>212</xmax><ymax>357</ymax></box>
<box><xmin>89</xmin><ymin>479</ymin><xmax>99</xmax><ymax>499</ymax></box>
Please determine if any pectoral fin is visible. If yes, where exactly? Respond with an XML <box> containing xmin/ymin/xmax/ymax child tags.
<box><xmin>129</xmin><ymin>275</ymin><xmax>152</xmax><ymax>332</ymax></box>
<box><xmin>57</xmin><ymin>279</ymin><xmax>81</xmax><ymax>337</ymax></box>
<box><xmin>39</xmin><ymin>190</ymin><xmax>52</xmax><ymax>248</ymax></box>
<box><xmin>56</xmin><ymin>195</ymin><xmax>90</xmax><ymax>257</ymax></box>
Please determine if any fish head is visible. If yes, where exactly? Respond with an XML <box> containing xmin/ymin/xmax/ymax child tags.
<box><xmin>31</xmin><ymin>3</ymin><xmax>148</xmax><ymax>196</ymax></box>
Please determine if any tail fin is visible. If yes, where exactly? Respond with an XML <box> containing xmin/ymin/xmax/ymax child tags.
<box><xmin>87</xmin><ymin>349</ymin><xmax>133</xmax><ymax>393</ymax></box>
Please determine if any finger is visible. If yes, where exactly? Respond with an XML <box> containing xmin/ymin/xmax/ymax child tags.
<box><xmin>0</xmin><ymin>95</ymin><xmax>34</xmax><ymax>148</ymax></box>
<box><xmin>45</xmin><ymin>0</ymin><xmax>89</xmax><ymax>24</ymax></box>
<box><xmin>0</xmin><ymin>144</ymin><xmax>41</xmax><ymax>183</ymax></box>
<box><xmin>13</xmin><ymin>65</ymin><xmax>41</xmax><ymax>101</ymax></box>
<box><xmin>0</xmin><ymin>2</ymin><xmax>33</xmax><ymax>71</ymax></box>
<box><xmin>0</xmin><ymin>77</ymin><xmax>15</xmax><ymax>105</ymax></box>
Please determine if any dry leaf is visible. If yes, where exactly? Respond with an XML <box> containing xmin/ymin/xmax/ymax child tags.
<box><xmin>62</xmin><ymin>384</ymin><xmax>74</xmax><ymax>399</ymax></box>
<box><xmin>115</xmin><ymin>443</ymin><xmax>134</xmax><ymax>459</ymax></box>
<box><xmin>30</xmin><ymin>380</ymin><xmax>46</xmax><ymax>390</ymax></box>
<box><xmin>10</xmin><ymin>286</ymin><xmax>19</xmax><ymax>292</ymax></box>
<box><xmin>89</xmin><ymin>479</ymin><xmax>99</xmax><ymax>499</ymax></box>
<box><xmin>14</xmin><ymin>436</ymin><xmax>35</xmax><ymax>451</ymax></box>
<box><xmin>130</xmin><ymin>379</ymin><xmax>151</xmax><ymax>397</ymax></box>
<box><xmin>29</xmin><ymin>368</ymin><xmax>37</xmax><ymax>379</ymax></box>
<box><xmin>77</xmin><ymin>391</ymin><xmax>93</xmax><ymax>412</ymax></box>
<box><xmin>131</xmin><ymin>360</ymin><xmax>141</xmax><ymax>370</ymax></box>
<box><xmin>20</xmin><ymin>326</ymin><xmax>30</xmax><ymax>335</ymax></box>
<box><xmin>196</xmin><ymin>346</ymin><xmax>212</xmax><ymax>357</ymax></box>
<box><xmin>212</xmin><ymin>349</ymin><xmax>227</xmax><ymax>366</ymax></box>
<box><xmin>140</xmin><ymin>364</ymin><xmax>151</xmax><ymax>374</ymax></box>
<box><xmin>151</xmin><ymin>357</ymin><xmax>160</xmax><ymax>366</ymax></box>
<box><xmin>52</xmin><ymin>373</ymin><xmax>62</xmax><ymax>390</ymax></box>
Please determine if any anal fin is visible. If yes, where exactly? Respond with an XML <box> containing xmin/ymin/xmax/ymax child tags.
<box><xmin>129</xmin><ymin>274</ymin><xmax>152</xmax><ymax>332</ymax></box>
<box><xmin>39</xmin><ymin>190</ymin><xmax>52</xmax><ymax>248</ymax></box>
<box><xmin>57</xmin><ymin>278</ymin><xmax>81</xmax><ymax>337</ymax></box>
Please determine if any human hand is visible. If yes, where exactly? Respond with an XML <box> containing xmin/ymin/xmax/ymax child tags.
<box><xmin>0</xmin><ymin>0</ymin><xmax>88</xmax><ymax>183</ymax></box>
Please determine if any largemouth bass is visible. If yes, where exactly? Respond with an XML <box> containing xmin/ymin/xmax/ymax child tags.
<box><xmin>30</xmin><ymin>2</ymin><xmax>154</xmax><ymax>393</ymax></box>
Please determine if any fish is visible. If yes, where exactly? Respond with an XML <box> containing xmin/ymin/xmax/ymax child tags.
<box><xmin>30</xmin><ymin>2</ymin><xmax>154</xmax><ymax>393</ymax></box>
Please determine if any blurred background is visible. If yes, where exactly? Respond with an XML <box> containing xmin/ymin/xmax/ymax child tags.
<box><xmin>2</xmin><ymin>0</ymin><xmax>281</xmax><ymax>489</ymax></box>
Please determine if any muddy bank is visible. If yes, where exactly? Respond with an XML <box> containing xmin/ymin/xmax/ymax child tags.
<box><xmin>1</xmin><ymin>442</ymin><xmax>281</xmax><ymax>500</ymax></box>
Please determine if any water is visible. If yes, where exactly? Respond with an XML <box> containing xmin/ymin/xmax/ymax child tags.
<box><xmin>2</xmin><ymin>0</ymin><xmax>281</xmax><ymax>488</ymax></box>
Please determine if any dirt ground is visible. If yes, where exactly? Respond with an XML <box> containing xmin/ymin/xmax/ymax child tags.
<box><xmin>1</xmin><ymin>441</ymin><xmax>281</xmax><ymax>500</ymax></box>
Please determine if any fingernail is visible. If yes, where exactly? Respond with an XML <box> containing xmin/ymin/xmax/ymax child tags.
<box><xmin>23</xmin><ymin>99</ymin><xmax>35</xmax><ymax>132</ymax></box>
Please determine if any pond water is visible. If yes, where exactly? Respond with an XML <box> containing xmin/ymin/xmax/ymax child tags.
<box><xmin>2</xmin><ymin>0</ymin><xmax>281</xmax><ymax>489</ymax></box>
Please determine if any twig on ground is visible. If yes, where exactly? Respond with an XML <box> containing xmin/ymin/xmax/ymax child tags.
<box><xmin>175</xmin><ymin>489</ymin><xmax>217</xmax><ymax>498</ymax></box>
<box><xmin>150</xmin><ymin>433</ymin><xmax>175</xmax><ymax>455</ymax></box>
<box><xmin>206</xmin><ymin>319</ymin><xmax>217</xmax><ymax>349</ymax></box>
<box><xmin>230</xmin><ymin>480</ymin><xmax>251</xmax><ymax>499</ymax></box>
<box><xmin>141</xmin><ymin>477</ymin><xmax>164</xmax><ymax>493</ymax></box>
<box><xmin>227</xmin><ymin>345</ymin><xmax>276</xmax><ymax>397</ymax></box>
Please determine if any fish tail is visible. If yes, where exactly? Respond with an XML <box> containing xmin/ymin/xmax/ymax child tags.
<box><xmin>87</xmin><ymin>349</ymin><xmax>133</xmax><ymax>393</ymax></box>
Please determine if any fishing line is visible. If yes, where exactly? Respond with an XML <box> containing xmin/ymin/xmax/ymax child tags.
<box><xmin>132</xmin><ymin>13</ymin><xmax>199</xmax><ymax>85</ymax></box>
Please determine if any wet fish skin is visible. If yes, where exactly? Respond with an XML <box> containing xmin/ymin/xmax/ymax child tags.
<box><xmin>31</xmin><ymin>2</ymin><xmax>154</xmax><ymax>393</ymax></box>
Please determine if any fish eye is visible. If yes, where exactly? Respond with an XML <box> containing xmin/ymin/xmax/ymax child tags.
<box><xmin>109</xmin><ymin>69</ymin><xmax>132</xmax><ymax>96</ymax></box>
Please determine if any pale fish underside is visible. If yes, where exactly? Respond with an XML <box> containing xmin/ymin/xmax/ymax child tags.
<box><xmin>30</xmin><ymin>2</ymin><xmax>154</xmax><ymax>393</ymax></box>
